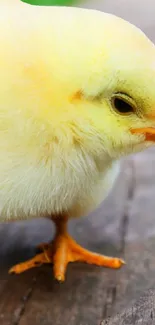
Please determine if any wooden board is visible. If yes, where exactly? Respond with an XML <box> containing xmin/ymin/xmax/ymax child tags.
<box><xmin>102</xmin><ymin>289</ymin><xmax>155</xmax><ymax>325</ymax></box>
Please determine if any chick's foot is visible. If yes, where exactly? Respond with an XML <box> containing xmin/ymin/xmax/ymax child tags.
<box><xmin>9</xmin><ymin>218</ymin><xmax>125</xmax><ymax>282</ymax></box>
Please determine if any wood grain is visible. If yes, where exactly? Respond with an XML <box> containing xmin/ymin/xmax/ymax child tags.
<box><xmin>102</xmin><ymin>289</ymin><xmax>155</xmax><ymax>325</ymax></box>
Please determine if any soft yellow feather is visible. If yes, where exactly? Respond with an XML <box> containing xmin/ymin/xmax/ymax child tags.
<box><xmin>1</xmin><ymin>3</ymin><xmax>155</xmax><ymax>222</ymax></box>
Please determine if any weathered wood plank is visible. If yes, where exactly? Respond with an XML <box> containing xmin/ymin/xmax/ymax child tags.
<box><xmin>0</xmin><ymin>270</ymin><xmax>37</xmax><ymax>325</ymax></box>
<box><xmin>102</xmin><ymin>289</ymin><xmax>155</xmax><ymax>325</ymax></box>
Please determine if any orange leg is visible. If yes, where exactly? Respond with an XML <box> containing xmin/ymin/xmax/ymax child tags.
<box><xmin>9</xmin><ymin>218</ymin><xmax>125</xmax><ymax>282</ymax></box>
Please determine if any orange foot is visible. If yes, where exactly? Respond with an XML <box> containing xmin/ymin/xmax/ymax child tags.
<box><xmin>9</xmin><ymin>218</ymin><xmax>125</xmax><ymax>282</ymax></box>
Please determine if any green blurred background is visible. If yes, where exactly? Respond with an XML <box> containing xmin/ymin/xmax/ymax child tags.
<box><xmin>21</xmin><ymin>0</ymin><xmax>78</xmax><ymax>5</ymax></box>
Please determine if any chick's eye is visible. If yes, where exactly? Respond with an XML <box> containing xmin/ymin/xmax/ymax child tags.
<box><xmin>111</xmin><ymin>94</ymin><xmax>135</xmax><ymax>115</ymax></box>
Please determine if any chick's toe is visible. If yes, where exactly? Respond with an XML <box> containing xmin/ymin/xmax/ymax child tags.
<box><xmin>9</xmin><ymin>218</ymin><xmax>125</xmax><ymax>281</ymax></box>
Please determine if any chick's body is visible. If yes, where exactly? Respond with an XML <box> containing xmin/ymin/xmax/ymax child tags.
<box><xmin>2</xmin><ymin>2</ymin><xmax>155</xmax><ymax>281</ymax></box>
<box><xmin>1</xmin><ymin>4</ymin><xmax>122</xmax><ymax>221</ymax></box>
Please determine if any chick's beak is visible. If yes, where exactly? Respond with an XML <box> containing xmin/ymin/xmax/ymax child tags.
<box><xmin>131</xmin><ymin>127</ymin><xmax>155</xmax><ymax>141</ymax></box>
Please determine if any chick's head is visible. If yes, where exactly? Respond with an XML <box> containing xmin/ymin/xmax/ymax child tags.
<box><xmin>78</xmin><ymin>39</ymin><xmax>155</xmax><ymax>160</ymax></box>
<box><xmin>17</xmin><ymin>7</ymin><xmax>155</xmax><ymax>162</ymax></box>
<box><xmin>44</xmin><ymin>8</ymin><xmax>155</xmax><ymax>160</ymax></box>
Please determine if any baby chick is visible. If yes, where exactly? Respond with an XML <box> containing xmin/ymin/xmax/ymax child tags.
<box><xmin>1</xmin><ymin>1</ymin><xmax>155</xmax><ymax>282</ymax></box>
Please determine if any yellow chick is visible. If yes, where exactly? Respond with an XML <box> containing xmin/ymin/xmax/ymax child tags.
<box><xmin>1</xmin><ymin>1</ymin><xmax>155</xmax><ymax>282</ymax></box>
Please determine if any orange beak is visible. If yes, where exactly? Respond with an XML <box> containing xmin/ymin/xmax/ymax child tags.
<box><xmin>131</xmin><ymin>127</ymin><xmax>155</xmax><ymax>141</ymax></box>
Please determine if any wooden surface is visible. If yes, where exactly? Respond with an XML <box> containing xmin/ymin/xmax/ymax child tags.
<box><xmin>1</xmin><ymin>0</ymin><xmax>155</xmax><ymax>324</ymax></box>
<box><xmin>102</xmin><ymin>289</ymin><xmax>155</xmax><ymax>325</ymax></box>
<box><xmin>1</xmin><ymin>148</ymin><xmax>155</xmax><ymax>325</ymax></box>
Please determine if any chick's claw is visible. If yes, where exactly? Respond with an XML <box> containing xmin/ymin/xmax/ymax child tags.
<box><xmin>9</xmin><ymin>231</ymin><xmax>125</xmax><ymax>281</ymax></box>
<box><xmin>9</xmin><ymin>250</ymin><xmax>51</xmax><ymax>275</ymax></box>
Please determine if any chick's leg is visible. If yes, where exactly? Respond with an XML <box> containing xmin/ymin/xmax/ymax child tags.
<box><xmin>9</xmin><ymin>217</ymin><xmax>125</xmax><ymax>281</ymax></box>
